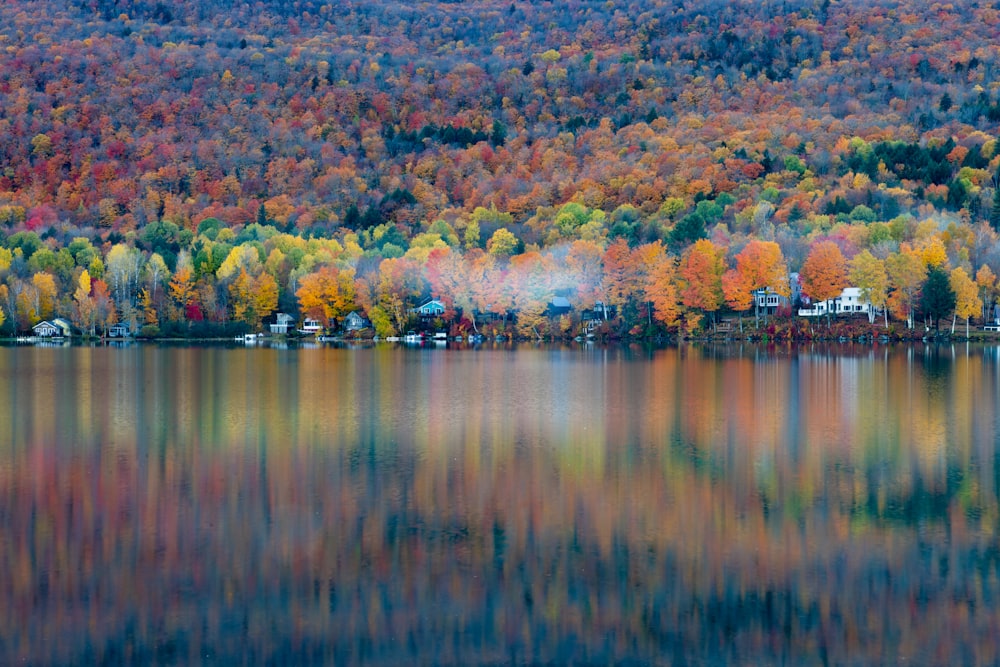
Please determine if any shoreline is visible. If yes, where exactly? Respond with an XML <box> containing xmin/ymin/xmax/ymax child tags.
<box><xmin>4</xmin><ymin>329</ymin><xmax>999</xmax><ymax>347</ymax></box>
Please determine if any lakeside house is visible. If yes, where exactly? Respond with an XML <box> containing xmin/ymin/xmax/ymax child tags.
<box><xmin>798</xmin><ymin>287</ymin><xmax>877</xmax><ymax>318</ymax></box>
<box><xmin>108</xmin><ymin>323</ymin><xmax>131</xmax><ymax>338</ymax></box>
<box><xmin>547</xmin><ymin>296</ymin><xmax>572</xmax><ymax>317</ymax></box>
<box><xmin>299</xmin><ymin>317</ymin><xmax>323</xmax><ymax>335</ymax></box>
<box><xmin>754</xmin><ymin>273</ymin><xmax>801</xmax><ymax>315</ymax></box>
<box><xmin>344</xmin><ymin>311</ymin><xmax>370</xmax><ymax>331</ymax></box>
<box><xmin>270</xmin><ymin>313</ymin><xmax>295</xmax><ymax>334</ymax></box>
<box><xmin>413</xmin><ymin>299</ymin><xmax>446</xmax><ymax>319</ymax></box>
<box><xmin>32</xmin><ymin>320</ymin><xmax>65</xmax><ymax>337</ymax></box>
<box><xmin>754</xmin><ymin>288</ymin><xmax>788</xmax><ymax>315</ymax></box>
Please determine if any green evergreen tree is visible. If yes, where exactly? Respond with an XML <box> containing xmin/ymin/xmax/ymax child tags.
<box><xmin>991</xmin><ymin>172</ymin><xmax>1000</xmax><ymax>231</ymax></box>
<box><xmin>920</xmin><ymin>266</ymin><xmax>956</xmax><ymax>331</ymax></box>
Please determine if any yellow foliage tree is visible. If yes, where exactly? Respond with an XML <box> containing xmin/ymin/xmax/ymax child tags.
<box><xmin>976</xmin><ymin>265</ymin><xmax>997</xmax><ymax>323</ymax></box>
<box><xmin>169</xmin><ymin>266</ymin><xmax>196</xmax><ymax>315</ymax></box>
<box><xmin>296</xmin><ymin>266</ymin><xmax>356</xmax><ymax>329</ymax></box>
<box><xmin>32</xmin><ymin>272</ymin><xmax>57</xmax><ymax>321</ymax></box>
<box><xmin>139</xmin><ymin>288</ymin><xmax>158</xmax><ymax>327</ymax></box>
<box><xmin>886</xmin><ymin>248</ymin><xmax>927</xmax><ymax>329</ymax></box>
<box><xmin>950</xmin><ymin>267</ymin><xmax>981</xmax><ymax>336</ymax></box>
<box><xmin>73</xmin><ymin>269</ymin><xmax>96</xmax><ymax>334</ymax></box>
<box><xmin>849</xmin><ymin>250</ymin><xmax>888</xmax><ymax>326</ymax></box>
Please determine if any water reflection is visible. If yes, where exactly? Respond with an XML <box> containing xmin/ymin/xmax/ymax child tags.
<box><xmin>0</xmin><ymin>343</ymin><xmax>998</xmax><ymax>664</ymax></box>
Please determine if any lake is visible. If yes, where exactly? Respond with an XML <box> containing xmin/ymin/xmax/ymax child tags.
<box><xmin>1</xmin><ymin>341</ymin><xmax>999</xmax><ymax>664</ymax></box>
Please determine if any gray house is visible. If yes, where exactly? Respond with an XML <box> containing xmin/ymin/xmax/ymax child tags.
<box><xmin>270</xmin><ymin>313</ymin><xmax>295</xmax><ymax>334</ymax></box>
<box><xmin>108</xmin><ymin>323</ymin><xmax>131</xmax><ymax>338</ymax></box>
<box><xmin>344</xmin><ymin>311</ymin><xmax>370</xmax><ymax>331</ymax></box>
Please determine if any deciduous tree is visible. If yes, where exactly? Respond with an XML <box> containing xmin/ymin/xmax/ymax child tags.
<box><xmin>950</xmin><ymin>267</ymin><xmax>981</xmax><ymax>336</ymax></box>
<box><xmin>886</xmin><ymin>248</ymin><xmax>927</xmax><ymax>329</ymax></box>
<box><xmin>678</xmin><ymin>239</ymin><xmax>726</xmax><ymax>327</ymax></box>
<box><xmin>849</xmin><ymin>250</ymin><xmax>888</xmax><ymax>326</ymax></box>
<box><xmin>32</xmin><ymin>272</ymin><xmax>57</xmax><ymax>322</ymax></box>
<box><xmin>800</xmin><ymin>240</ymin><xmax>847</xmax><ymax>325</ymax></box>
<box><xmin>645</xmin><ymin>257</ymin><xmax>681</xmax><ymax>329</ymax></box>
<box><xmin>296</xmin><ymin>266</ymin><xmax>356</xmax><ymax>329</ymax></box>
<box><xmin>976</xmin><ymin>265</ymin><xmax>997</xmax><ymax>323</ymax></box>
<box><xmin>73</xmin><ymin>270</ymin><xmax>96</xmax><ymax>335</ymax></box>
<box><xmin>725</xmin><ymin>240</ymin><xmax>788</xmax><ymax>327</ymax></box>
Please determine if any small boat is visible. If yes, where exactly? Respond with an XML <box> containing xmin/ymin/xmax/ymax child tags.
<box><xmin>403</xmin><ymin>331</ymin><xmax>423</xmax><ymax>343</ymax></box>
<box><xmin>432</xmin><ymin>332</ymin><xmax>448</xmax><ymax>341</ymax></box>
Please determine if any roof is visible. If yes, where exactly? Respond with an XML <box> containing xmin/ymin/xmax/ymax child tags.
<box><xmin>550</xmin><ymin>296</ymin><xmax>571</xmax><ymax>308</ymax></box>
<box><xmin>414</xmin><ymin>299</ymin><xmax>445</xmax><ymax>312</ymax></box>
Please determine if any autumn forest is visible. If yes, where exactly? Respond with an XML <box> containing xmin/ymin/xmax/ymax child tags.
<box><xmin>3</xmin><ymin>0</ymin><xmax>1000</xmax><ymax>338</ymax></box>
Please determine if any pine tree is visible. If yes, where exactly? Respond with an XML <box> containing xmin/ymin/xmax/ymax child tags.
<box><xmin>920</xmin><ymin>266</ymin><xmax>956</xmax><ymax>331</ymax></box>
<box><xmin>990</xmin><ymin>171</ymin><xmax>1000</xmax><ymax>231</ymax></box>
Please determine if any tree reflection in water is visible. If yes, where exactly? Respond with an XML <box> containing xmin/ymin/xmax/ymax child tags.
<box><xmin>0</xmin><ymin>343</ymin><xmax>996</xmax><ymax>664</ymax></box>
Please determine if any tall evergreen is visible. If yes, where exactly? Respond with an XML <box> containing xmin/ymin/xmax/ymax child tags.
<box><xmin>920</xmin><ymin>266</ymin><xmax>956</xmax><ymax>331</ymax></box>
<box><xmin>991</xmin><ymin>170</ymin><xmax>1000</xmax><ymax>231</ymax></box>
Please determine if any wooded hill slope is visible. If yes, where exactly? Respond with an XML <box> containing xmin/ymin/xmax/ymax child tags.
<box><xmin>1</xmin><ymin>0</ymin><xmax>1000</xmax><ymax>336</ymax></box>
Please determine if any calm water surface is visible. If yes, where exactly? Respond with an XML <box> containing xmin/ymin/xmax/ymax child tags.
<box><xmin>2</xmin><ymin>342</ymin><xmax>1000</xmax><ymax>664</ymax></box>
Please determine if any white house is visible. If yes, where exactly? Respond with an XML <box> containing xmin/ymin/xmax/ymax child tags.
<box><xmin>32</xmin><ymin>320</ymin><xmax>62</xmax><ymax>337</ymax></box>
<box><xmin>299</xmin><ymin>317</ymin><xmax>323</xmax><ymax>335</ymax></box>
<box><xmin>270</xmin><ymin>313</ymin><xmax>295</xmax><ymax>334</ymax></box>
<box><xmin>798</xmin><ymin>287</ymin><xmax>876</xmax><ymax>317</ymax></box>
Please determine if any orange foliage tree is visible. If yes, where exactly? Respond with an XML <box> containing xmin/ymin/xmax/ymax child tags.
<box><xmin>678</xmin><ymin>239</ymin><xmax>726</xmax><ymax>329</ymax></box>
<box><xmin>295</xmin><ymin>266</ymin><xmax>357</xmax><ymax>329</ymax></box>
<box><xmin>800</xmin><ymin>240</ymin><xmax>848</xmax><ymax>325</ymax></box>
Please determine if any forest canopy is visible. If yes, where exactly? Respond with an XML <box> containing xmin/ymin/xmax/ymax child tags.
<box><xmin>3</xmin><ymin>0</ymin><xmax>1000</xmax><ymax>336</ymax></box>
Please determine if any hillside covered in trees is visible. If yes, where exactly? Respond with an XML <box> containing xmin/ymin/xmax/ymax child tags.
<box><xmin>3</xmin><ymin>0</ymin><xmax>1000</xmax><ymax>337</ymax></box>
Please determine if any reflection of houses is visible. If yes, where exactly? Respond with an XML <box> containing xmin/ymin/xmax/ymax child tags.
<box><xmin>344</xmin><ymin>311</ymin><xmax>370</xmax><ymax>331</ymax></box>
<box><xmin>270</xmin><ymin>313</ymin><xmax>295</xmax><ymax>334</ymax></box>
<box><xmin>108</xmin><ymin>322</ymin><xmax>131</xmax><ymax>338</ymax></box>
<box><xmin>32</xmin><ymin>320</ymin><xmax>64</xmax><ymax>337</ymax></box>
<box><xmin>798</xmin><ymin>287</ymin><xmax>876</xmax><ymax>317</ymax></box>
<box><xmin>299</xmin><ymin>317</ymin><xmax>323</xmax><ymax>334</ymax></box>
<box><xmin>412</xmin><ymin>299</ymin><xmax>446</xmax><ymax>320</ymax></box>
